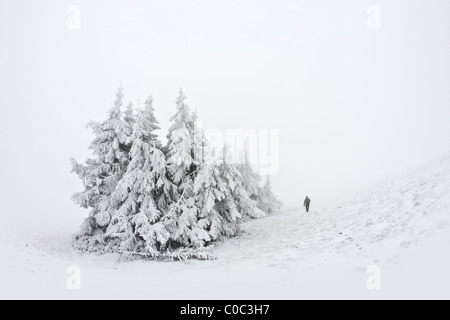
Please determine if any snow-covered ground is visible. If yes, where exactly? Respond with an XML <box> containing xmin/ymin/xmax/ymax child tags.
<box><xmin>1</xmin><ymin>156</ymin><xmax>450</xmax><ymax>299</ymax></box>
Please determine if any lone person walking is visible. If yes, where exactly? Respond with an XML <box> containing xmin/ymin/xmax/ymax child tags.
<box><xmin>304</xmin><ymin>196</ymin><xmax>311</xmax><ymax>213</ymax></box>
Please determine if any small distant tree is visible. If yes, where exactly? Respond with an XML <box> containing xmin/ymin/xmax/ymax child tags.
<box><xmin>220</xmin><ymin>146</ymin><xmax>265</xmax><ymax>221</ymax></box>
<box><xmin>238</xmin><ymin>145</ymin><xmax>262</xmax><ymax>202</ymax></box>
<box><xmin>258</xmin><ymin>176</ymin><xmax>283</xmax><ymax>214</ymax></box>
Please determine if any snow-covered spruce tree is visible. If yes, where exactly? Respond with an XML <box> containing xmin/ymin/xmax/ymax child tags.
<box><xmin>161</xmin><ymin>90</ymin><xmax>217</xmax><ymax>259</ymax></box>
<box><xmin>71</xmin><ymin>87</ymin><xmax>131</xmax><ymax>253</ymax></box>
<box><xmin>238</xmin><ymin>145</ymin><xmax>263</xmax><ymax>203</ymax></box>
<box><xmin>200</xmin><ymin>162</ymin><xmax>242</xmax><ymax>238</ymax></box>
<box><xmin>163</xmin><ymin>89</ymin><xmax>199</xmax><ymax>224</ymax></box>
<box><xmin>106</xmin><ymin>96</ymin><xmax>171</xmax><ymax>258</ymax></box>
<box><xmin>161</xmin><ymin>162</ymin><xmax>237</xmax><ymax>261</ymax></box>
<box><xmin>258</xmin><ymin>176</ymin><xmax>283</xmax><ymax>215</ymax></box>
<box><xmin>165</xmin><ymin>90</ymin><xmax>199</xmax><ymax>188</ymax></box>
<box><xmin>219</xmin><ymin>146</ymin><xmax>266</xmax><ymax>221</ymax></box>
<box><xmin>194</xmin><ymin>163</ymin><xmax>233</xmax><ymax>243</ymax></box>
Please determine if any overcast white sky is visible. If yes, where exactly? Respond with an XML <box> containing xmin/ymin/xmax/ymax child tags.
<box><xmin>1</xmin><ymin>0</ymin><xmax>449</xmax><ymax>227</ymax></box>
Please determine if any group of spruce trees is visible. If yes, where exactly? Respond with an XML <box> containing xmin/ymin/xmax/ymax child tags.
<box><xmin>71</xmin><ymin>88</ymin><xmax>282</xmax><ymax>260</ymax></box>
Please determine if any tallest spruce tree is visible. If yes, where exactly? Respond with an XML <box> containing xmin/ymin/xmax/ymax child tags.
<box><xmin>238</xmin><ymin>145</ymin><xmax>262</xmax><ymax>202</ymax></box>
<box><xmin>105</xmin><ymin>95</ymin><xmax>171</xmax><ymax>255</ymax></box>
<box><xmin>71</xmin><ymin>87</ymin><xmax>131</xmax><ymax>252</ymax></box>
<box><xmin>163</xmin><ymin>90</ymin><xmax>207</xmax><ymax>255</ymax></box>
<box><xmin>258</xmin><ymin>176</ymin><xmax>283</xmax><ymax>214</ymax></box>
<box><xmin>165</xmin><ymin>90</ymin><xmax>197</xmax><ymax>179</ymax></box>
<box><xmin>165</xmin><ymin>90</ymin><xmax>200</xmax><ymax>199</ymax></box>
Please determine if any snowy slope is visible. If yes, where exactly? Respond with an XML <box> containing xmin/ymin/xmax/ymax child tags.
<box><xmin>1</xmin><ymin>156</ymin><xmax>449</xmax><ymax>299</ymax></box>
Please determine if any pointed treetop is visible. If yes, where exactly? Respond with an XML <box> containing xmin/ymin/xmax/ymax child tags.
<box><xmin>108</xmin><ymin>87</ymin><xmax>125</xmax><ymax>120</ymax></box>
<box><xmin>168</xmin><ymin>89</ymin><xmax>195</xmax><ymax>135</ymax></box>
<box><xmin>176</xmin><ymin>89</ymin><xmax>188</xmax><ymax>109</ymax></box>
<box><xmin>124</xmin><ymin>102</ymin><xmax>134</xmax><ymax>121</ymax></box>
<box><xmin>258</xmin><ymin>175</ymin><xmax>282</xmax><ymax>214</ymax></box>
<box><xmin>131</xmin><ymin>94</ymin><xmax>161</xmax><ymax>145</ymax></box>
<box><xmin>115</xmin><ymin>86</ymin><xmax>124</xmax><ymax>108</ymax></box>
<box><xmin>144</xmin><ymin>95</ymin><xmax>154</xmax><ymax>112</ymax></box>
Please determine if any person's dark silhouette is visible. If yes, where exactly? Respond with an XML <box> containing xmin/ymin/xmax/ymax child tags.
<box><xmin>304</xmin><ymin>196</ymin><xmax>311</xmax><ymax>213</ymax></box>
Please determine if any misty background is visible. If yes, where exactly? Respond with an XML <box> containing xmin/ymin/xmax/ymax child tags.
<box><xmin>1</xmin><ymin>0</ymin><xmax>449</xmax><ymax>230</ymax></box>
